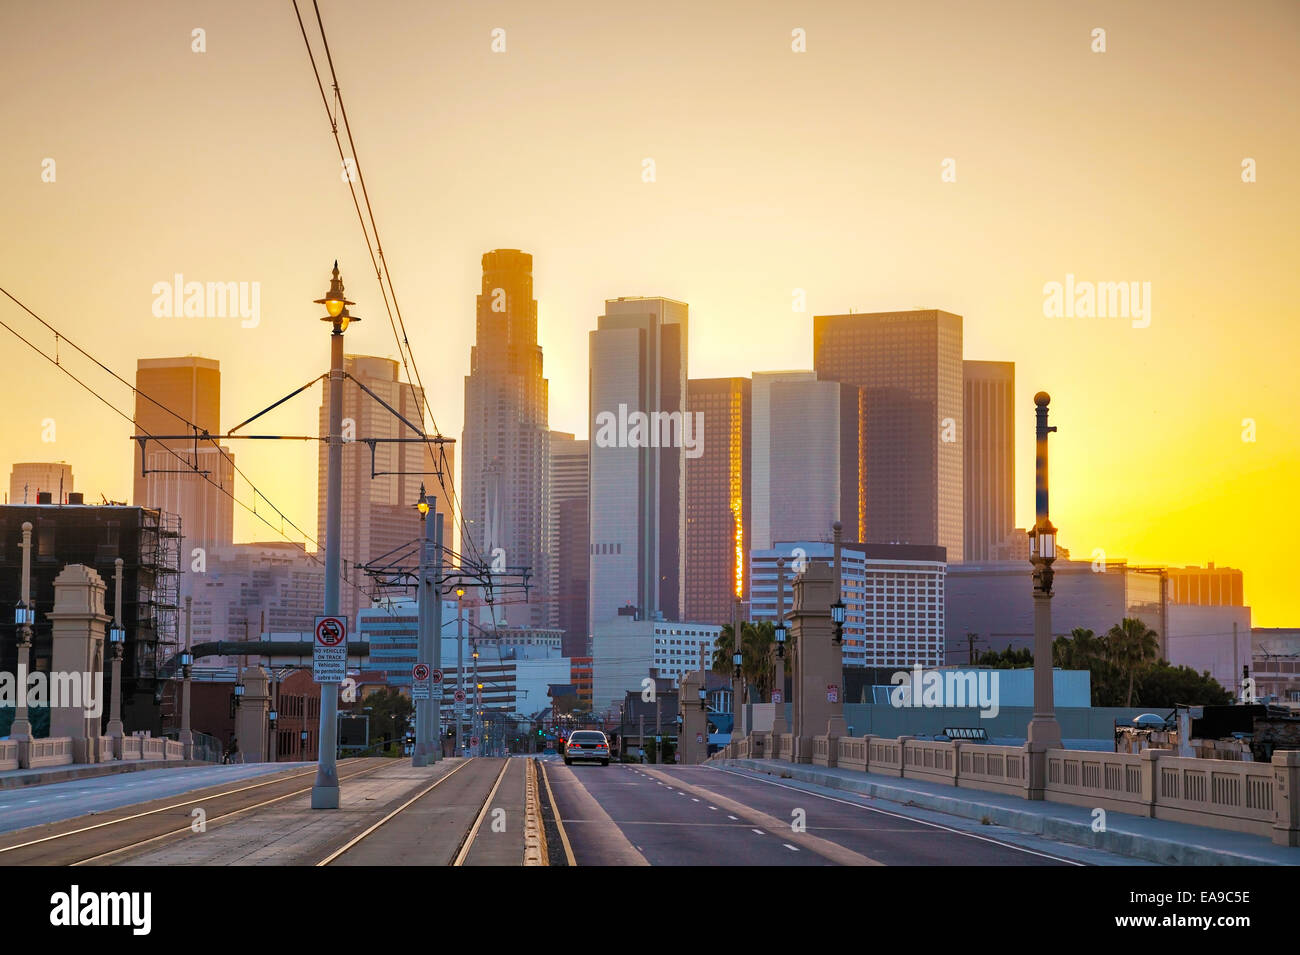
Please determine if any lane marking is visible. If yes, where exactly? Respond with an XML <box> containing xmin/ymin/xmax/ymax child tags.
<box><xmin>638</xmin><ymin>767</ymin><xmax>884</xmax><ymax>867</ymax></box>
<box><xmin>453</xmin><ymin>759</ymin><xmax>512</xmax><ymax>867</ymax></box>
<box><xmin>711</xmin><ymin>766</ymin><xmax>1085</xmax><ymax>866</ymax></box>
<box><xmin>751</xmin><ymin>828</ymin><xmax>765</xmax><ymax>835</ymax></box>
<box><xmin>546</xmin><ymin>763</ymin><xmax>649</xmax><ymax>867</ymax></box>
<box><xmin>539</xmin><ymin>758</ymin><xmax>577</xmax><ymax>865</ymax></box>
<box><xmin>784</xmin><ymin>843</ymin><xmax>799</xmax><ymax>852</ymax></box>
<box><xmin>318</xmin><ymin>760</ymin><xmax>472</xmax><ymax>866</ymax></box>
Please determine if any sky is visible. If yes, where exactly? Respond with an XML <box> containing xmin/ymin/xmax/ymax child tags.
<box><xmin>1</xmin><ymin>0</ymin><xmax>1297</xmax><ymax>625</ymax></box>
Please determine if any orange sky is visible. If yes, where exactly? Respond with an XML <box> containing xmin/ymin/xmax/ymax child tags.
<box><xmin>2</xmin><ymin>0</ymin><xmax>1297</xmax><ymax>624</ymax></box>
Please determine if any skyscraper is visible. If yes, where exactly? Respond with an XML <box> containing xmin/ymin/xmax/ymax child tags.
<box><xmin>750</xmin><ymin>371</ymin><xmax>860</xmax><ymax>551</ymax></box>
<box><xmin>963</xmin><ymin>360</ymin><xmax>1014</xmax><ymax>562</ymax></box>
<box><xmin>461</xmin><ymin>249</ymin><xmax>550</xmax><ymax>627</ymax></box>
<box><xmin>319</xmin><ymin>355</ymin><xmax>434</xmax><ymax>624</ymax></box>
<box><xmin>588</xmin><ymin>296</ymin><xmax>687</xmax><ymax>625</ymax></box>
<box><xmin>684</xmin><ymin>377</ymin><xmax>750</xmax><ymax>624</ymax></box>
<box><xmin>813</xmin><ymin>309</ymin><xmax>964</xmax><ymax>562</ymax></box>
<box><xmin>548</xmin><ymin>431</ymin><xmax>589</xmax><ymax>654</ymax></box>
<box><xmin>133</xmin><ymin>356</ymin><xmax>234</xmax><ymax>556</ymax></box>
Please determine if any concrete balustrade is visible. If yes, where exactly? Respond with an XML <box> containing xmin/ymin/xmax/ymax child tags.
<box><xmin>730</xmin><ymin>730</ymin><xmax>1300</xmax><ymax>847</ymax></box>
<box><xmin>164</xmin><ymin>740</ymin><xmax>185</xmax><ymax>760</ymax></box>
<box><xmin>27</xmin><ymin>737</ymin><xmax>74</xmax><ymax>768</ymax></box>
<box><xmin>98</xmin><ymin>736</ymin><xmax>116</xmax><ymax>761</ymax></box>
<box><xmin>121</xmin><ymin>737</ymin><xmax>143</xmax><ymax>760</ymax></box>
<box><xmin>141</xmin><ymin>738</ymin><xmax>165</xmax><ymax>760</ymax></box>
<box><xmin>0</xmin><ymin>740</ymin><xmax>18</xmax><ymax>771</ymax></box>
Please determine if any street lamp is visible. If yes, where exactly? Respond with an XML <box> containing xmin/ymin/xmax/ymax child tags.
<box><xmin>1027</xmin><ymin>391</ymin><xmax>1063</xmax><ymax>761</ymax></box>
<box><xmin>830</xmin><ymin>600</ymin><xmax>846</xmax><ymax>645</ymax></box>
<box><xmin>698</xmin><ymin>686</ymin><xmax>708</xmax><ymax>710</ymax></box>
<box><xmin>774</xmin><ymin>621</ymin><xmax>787</xmax><ymax>658</ymax></box>
<box><xmin>313</xmin><ymin>262</ymin><xmax>360</xmax><ymax>810</ymax></box>
<box><xmin>732</xmin><ymin>650</ymin><xmax>743</xmax><ymax>678</ymax></box>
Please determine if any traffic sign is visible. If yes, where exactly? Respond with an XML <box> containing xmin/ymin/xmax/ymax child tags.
<box><xmin>696</xmin><ymin>732</ymin><xmax>704</xmax><ymax>744</ymax></box>
<box><xmin>412</xmin><ymin>663</ymin><xmax>431</xmax><ymax>701</ymax></box>
<box><xmin>313</xmin><ymin>616</ymin><xmax>348</xmax><ymax>683</ymax></box>
<box><xmin>772</xmin><ymin>689</ymin><xmax>783</xmax><ymax>704</ymax></box>
<box><xmin>431</xmin><ymin>668</ymin><xmax>444</xmax><ymax>684</ymax></box>
<box><xmin>453</xmin><ymin>689</ymin><xmax>466</xmax><ymax>703</ymax></box>
<box><xmin>470</xmin><ymin>736</ymin><xmax>479</xmax><ymax>746</ymax></box>
<box><xmin>826</xmin><ymin>684</ymin><xmax>839</xmax><ymax>704</ymax></box>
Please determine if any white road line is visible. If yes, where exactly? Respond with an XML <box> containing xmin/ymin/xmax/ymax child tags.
<box><xmin>727</xmin><ymin>814</ymin><xmax>738</xmax><ymax>820</ymax></box>
<box><xmin>783</xmin><ymin>843</ymin><xmax>799</xmax><ymax>851</ymax></box>
<box><xmin>691</xmin><ymin>798</ymin><xmax>700</xmax><ymax>802</ymax></box>
<box><xmin>751</xmin><ymin>828</ymin><xmax>765</xmax><ymax>835</ymax></box>
<box><xmin>711</xmin><ymin>766</ymin><xmax>1086</xmax><ymax>866</ymax></box>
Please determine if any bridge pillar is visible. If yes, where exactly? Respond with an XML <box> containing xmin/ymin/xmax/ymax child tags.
<box><xmin>46</xmin><ymin>564</ymin><xmax>110</xmax><ymax>764</ymax></box>
<box><xmin>235</xmin><ymin>665</ymin><xmax>270</xmax><ymax>762</ymax></box>
<box><xmin>678</xmin><ymin>670</ymin><xmax>709</xmax><ymax>764</ymax></box>
<box><xmin>790</xmin><ymin>561</ymin><xmax>846</xmax><ymax>764</ymax></box>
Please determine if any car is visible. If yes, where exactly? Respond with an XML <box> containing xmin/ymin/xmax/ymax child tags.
<box><xmin>563</xmin><ymin>730</ymin><xmax>612</xmax><ymax>766</ymax></box>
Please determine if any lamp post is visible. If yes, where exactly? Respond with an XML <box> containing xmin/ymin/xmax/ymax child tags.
<box><xmin>11</xmin><ymin>522</ymin><xmax>36</xmax><ymax>756</ymax></box>
<box><xmin>456</xmin><ymin>588</ymin><xmax>465</xmax><ymax>757</ymax></box>
<box><xmin>1027</xmin><ymin>392</ymin><xmax>1063</xmax><ymax>760</ymax></box>
<box><xmin>730</xmin><ymin>595</ymin><xmax>745</xmax><ymax>744</ymax></box>
<box><xmin>831</xmin><ymin>520</ymin><xmax>845</xmax><ymax>645</ymax></box>
<box><xmin>413</xmin><ymin>486</ymin><xmax>437</xmax><ymax>767</ymax></box>
<box><xmin>105</xmin><ymin>558</ymin><xmax>126</xmax><ymax>756</ymax></box>
<box><xmin>179</xmin><ymin>596</ymin><xmax>194</xmax><ymax>758</ymax></box>
<box><xmin>268</xmin><ymin>704</ymin><xmax>278</xmax><ymax>762</ymax></box>
<box><xmin>312</xmin><ymin>261</ymin><xmax>358</xmax><ymax>809</ymax></box>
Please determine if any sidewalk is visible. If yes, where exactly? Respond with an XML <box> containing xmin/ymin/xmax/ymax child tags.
<box><xmin>0</xmin><ymin>758</ymin><xmax>212</xmax><ymax>790</ymax></box>
<box><xmin>718</xmin><ymin>757</ymin><xmax>1300</xmax><ymax>866</ymax></box>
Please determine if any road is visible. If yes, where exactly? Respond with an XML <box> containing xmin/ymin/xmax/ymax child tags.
<box><xmin>541</xmin><ymin>760</ymin><xmax>1102</xmax><ymax>866</ymax></box>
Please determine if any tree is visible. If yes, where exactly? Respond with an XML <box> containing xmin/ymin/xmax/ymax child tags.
<box><xmin>357</xmin><ymin>687</ymin><xmax>413</xmax><ymax>744</ymax></box>
<box><xmin>1132</xmin><ymin>662</ymin><xmax>1233</xmax><ymax>708</ymax></box>
<box><xmin>712</xmin><ymin>619</ymin><xmax>779</xmax><ymax>702</ymax></box>
<box><xmin>975</xmin><ymin>645</ymin><xmax>1033</xmax><ymax>669</ymax></box>
<box><xmin>1106</xmin><ymin>618</ymin><xmax>1161</xmax><ymax>707</ymax></box>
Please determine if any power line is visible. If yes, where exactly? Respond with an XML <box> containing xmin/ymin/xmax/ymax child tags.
<box><xmin>0</xmin><ymin>288</ymin><xmax>386</xmax><ymax>615</ymax></box>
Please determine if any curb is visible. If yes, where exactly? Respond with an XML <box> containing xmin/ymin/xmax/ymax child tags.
<box><xmin>524</xmin><ymin>758</ymin><xmax>547</xmax><ymax>866</ymax></box>
<box><xmin>719</xmin><ymin>758</ymin><xmax>1292</xmax><ymax>866</ymax></box>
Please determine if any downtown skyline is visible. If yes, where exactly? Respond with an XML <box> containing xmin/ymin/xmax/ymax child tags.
<box><xmin>1</xmin><ymin>0</ymin><xmax>1296</xmax><ymax>626</ymax></box>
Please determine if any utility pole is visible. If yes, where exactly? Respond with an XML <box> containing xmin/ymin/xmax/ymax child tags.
<box><xmin>312</xmin><ymin>262</ymin><xmax>356</xmax><ymax>810</ymax></box>
<box><xmin>11</xmin><ymin>522</ymin><xmax>35</xmax><ymax>760</ymax></box>
<box><xmin>433</xmin><ymin>512</ymin><xmax>443</xmax><ymax>759</ymax></box>
<box><xmin>456</xmin><ymin>590</ymin><xmax>465</xmax><ymax>755</ymax></box>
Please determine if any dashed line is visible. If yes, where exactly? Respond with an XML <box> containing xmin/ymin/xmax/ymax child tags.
<box><xmin>727</xmin><ymin>814</ymin><xmax>738</xmax><ymax>820</ymax></box>
<box><xmin>751</xmin><ymin>828</ymin><xmax>765</xmax><ymax>835</ymax></box>
<box><xmin>783</xmin><ymin>843</ymin><xmax>799</xmax><ymax>852</ymax></box>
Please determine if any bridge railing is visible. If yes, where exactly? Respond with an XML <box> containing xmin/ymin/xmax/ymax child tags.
<box><xmin>27</xmin><ymin>737</ymin><xmax>73</xmax><ymax>769</ymax></box>
<box><xmin>735</xmin><ymin>731</ymin><xmax>1300</xmax><ymax>847</ymax></box>
<box><xmin>0</xmin><ymin>740</ymin><xmax>17</xmax><ymax>771</ymax></box>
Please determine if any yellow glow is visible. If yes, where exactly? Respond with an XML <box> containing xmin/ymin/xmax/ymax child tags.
<box><xmin>325</xmin><ymin>298</ymin><xmax>344</xmax><ymax>319</ymax></box>
<box><xmin>417</xmin><ymin>497</ymin><xmax>429</xmax><ymax>515</ymax></box>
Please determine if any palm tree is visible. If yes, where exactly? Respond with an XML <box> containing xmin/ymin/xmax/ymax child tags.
<box><xmin>1106</xmin><ymin>617</ymin><xmax>1161</xmax><ymax>707</ymax></box>
<box><xmin>711</xmin><ymin>620</ymin><xmax>778</xmax><ymax>702</ymax></box>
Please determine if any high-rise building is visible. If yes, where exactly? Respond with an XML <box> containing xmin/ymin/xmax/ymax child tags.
<box><xmin>813</xmin><ymin>310</ymin><xmax>964</xmax><ymax>562</ymax></box>
<box><xmin>750</xmin><ymin>372</ymin><xmax>860</xmax><ymax>551</ymax></box>
<box><xmin>8</xmin><ymin>462</ymin><xmax>73</xmax><ymax>504</ymax></box>
<box><xmin>319</xmin><ymin>355</ymin><xmax>434</xmax><ymax>624</ymax></box>
<box><xmin>751</xmin><ymin>541</ymin><xmax>947</xmax><ymax>669</ymax></box>
<box><xmin>461</xmin><ymin>250</ymin><xmax>550</xmax><ymax>628</ymax></box>
<box><xmin>963</xmin><ymin>360</ymin><xmax>1014</xmax><ymax>562</ymax></box>
<box><xmin>133</xmin><ymin>356</ymin><xmax>234</xmax><ymax>555</ymax></box>
<box><xmin>547</xmin><ymin>431</ymin><xmax>589</xmax><ymax>654</ymax></box>
<box><xmin>1168</xmin><ymin>563</ymin><xmax>1245</xmax><ymax>606</ymax></box>
<box><xmin>588</xmin><ymin>296</ymin><xmax>688</xmax><ymax>626</ymax></box>
<box><xmin>684</xmin><ymin>377</ymin><xmax>751</xmax><ymax>625</ymax></box>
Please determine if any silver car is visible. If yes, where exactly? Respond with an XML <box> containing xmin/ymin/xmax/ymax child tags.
<box><xmin>563</xmin><ymin>730</ymin><xmax>612</xmax><ymax>766</ymax></box>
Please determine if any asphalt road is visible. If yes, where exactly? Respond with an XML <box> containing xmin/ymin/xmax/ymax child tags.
<box><xmin>543</xmin><ymin>761</ymin><xmax>1084</xmax><ymax>866</ymax></box>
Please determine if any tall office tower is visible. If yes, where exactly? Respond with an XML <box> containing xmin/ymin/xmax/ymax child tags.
<box><xmin>963</xmin><ymin>360</ymin><xmax>1014</xmax><ymax>562</ymax></box>
<box><xmin>548</xmin><ymin>431</ymin><xmax>590</xmax><ymax>654</ymax></box>
<box><xmin>813</xmin><ymin>310</ymin><xmax>964</xmax><ymax>562</ymax></box>
<box><xmin>461</xmin><ymin>249</ymin><xmax>550</xmax><ymax>628</ymax></box>
<box><xmin>588</xmin><ymin>296</ymin><xmax>688</xmax><ymax>626</ymax></box>
<box><xmin>133</xmin><ymin>356</ymin><xmax>235</xmax><ymax>555</ymax></box>
<box><xmin>684</xmin><ymin>377</ymin><xmax>751</xmax><ymax>625</ymax></box>
<box><xmin>319</xmin><ymin>355</ymin><xmax>435</xmax><ymax>625</ymax></box>
<box><xmin>9</xmin><ymin>462</ymin><xmax>73</xmax><ymax>504</ymax></box>
<box><xmin>750</xmin><ymin>371</ymin><xmax>861</xmax><ymax>551</ymax></box>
